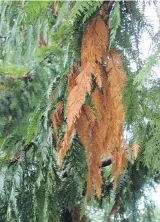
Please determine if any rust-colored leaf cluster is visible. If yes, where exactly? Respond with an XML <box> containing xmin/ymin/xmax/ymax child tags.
<box><xmin>39</xmin><ymin>32</ymin><xmax>48</xmax><ymax>47</ymax></box>
<box><xmin>51</xmin><ymin>101</ymin><xmax>64</xmax><ymax>142</ymax></box>
<box><xmin>132</xmin><ymin>141</ymin><xmax>139</xmax><ymax>159</ymax></box>
<box><xmin>57</xmin><ymin>16</ymin><xmax>127</xmax><ymax>198</ymax></box>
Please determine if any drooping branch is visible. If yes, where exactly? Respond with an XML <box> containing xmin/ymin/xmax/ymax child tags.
<box><xmin>58</xmin><ymin>10</ymin><xmax>127</xmax><ymax>198</ymax></box>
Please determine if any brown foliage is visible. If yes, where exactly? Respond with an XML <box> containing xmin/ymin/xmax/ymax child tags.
<box><xmin>58</xmin><ymin>16</ymin><xmax>127</xmax><ymax>198</ymax></box>
<box><xmin>51</xmin><ymin>101</ymin><xmax>64</xmax><ymax>142</ymax></box>
<box><xmin>39</xmin><ymin>32</ymin><xmax>47</xmax><ymax>47</ymax></box>
<box><xmin>132</xmin><ymin>141</ymin><xmax>139</xmax><ymax>159</ymax></box>
<box><xmin>81</xmin><ymin>17</ymin><xmax>108</xmax><ymax>68</ymax></box>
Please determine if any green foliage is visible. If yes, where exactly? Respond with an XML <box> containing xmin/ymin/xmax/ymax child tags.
<box><xmin>70</xmin><ymin>0</ymin><xmax>103</xmax><ymax>23</ymax></box>
<box><xmin>109</xmin><ymin>1</ymin><xmax>154</xmax><ymax>70</ymax></box>
<box><xmin>0</xmin><ymin>1</ymin><xmax>54</xmax><ymax>67</ymax></box>
<box><xmin>109</xmin><ymin>1</ymin><xmax>121</xmax><ymax>48</ymax></box>
<box><xmin>0</xmin><ymin>132</ymin><xmax>87</xmax><ymax>221</ymax></box>
<box><xmin>134</xmin><ymin>48</ymin><xmax>160</xmax><ymax>89</ymax></box>
<box><xmin>0</xmin><ymin>65</ymin><xmax>29</xmax><ymax>77</ymax></box>
<box><xmin>123</xmin><ymin>77</ymin><xmax>141</xmax><ymax>126</ymax></box>
<box><xmin>21</xmin><ymin>1</ymin><xmax>51</xmax><ymax>25</ymax></box>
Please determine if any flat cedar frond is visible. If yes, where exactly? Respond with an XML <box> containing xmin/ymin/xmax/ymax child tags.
<box><xmin>104</xmin><ymin>51</ymin><xmax>126</xmax><ymax>186</ymax></box>
<box><xmin>81</xmin><ymin>17</ymin><xmax>108</xmax><ymax>68</ymax></box>
<box><xmin>58</xmin><ymin>124</ymin><xmax>76</xmax><ymax>166</ymax></box>
<box><xmin>68</xmin><ymin>63</ymin><xmax>79</xmax><ymax>94</ymax></box>
<box><xmin>76</xmin><ymin>106</ymin><xmax>96</xmax><ymax>150</ymax></box>
<box><xmin>76</xmin><ymin>106</ymin><xmax>101</xmax><ymax>197</ymax></box>
<box><xmin>58</xmin><ymin>16</ymin><xmax>127</xmax><ymax>198</ymax></box>
<box><xmin>67</xmin><ymin>16</ymin><xmax>109</xmax><ymax>129</ymax></box>
<box><xmin>67</xmin><ymin>65</ymin><xmax>92</xmax><ymax>131</ymax></box>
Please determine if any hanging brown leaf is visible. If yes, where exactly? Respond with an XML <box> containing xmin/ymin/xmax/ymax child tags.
<box><xmin>132</xmin><ymin>141</ymin><xmax>139</xmax><ymax>159</ymax></box>
<box><xmin>39</xmin><ymin>32</ymin><xmax>47</xmax><ymax>47</ymax></box>
<box><xmin>68</xmin><ymin>63</ymin><xmax>79</xmax><ymax>94</ymax></box>
<box><xmin>51</xmin><ymin>101</ymin><xmax>64</xmax><ymax>141</ymax></box>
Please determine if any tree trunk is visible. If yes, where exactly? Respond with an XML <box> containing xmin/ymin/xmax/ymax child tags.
<box><xmin>72</xmin><ymin>205</ymin><xmax>86</xmax><ymax>222</ymax></box>
<box><xmin>61</xmin><ymin>205</ymin><xmax>86</xmax><ymax>222</ymax></box>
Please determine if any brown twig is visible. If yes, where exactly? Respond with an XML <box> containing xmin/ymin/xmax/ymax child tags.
<box><xmin>8</xmin><ymin>142</ymin><xmax>36</xmax><ymax>167</ymax></box>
